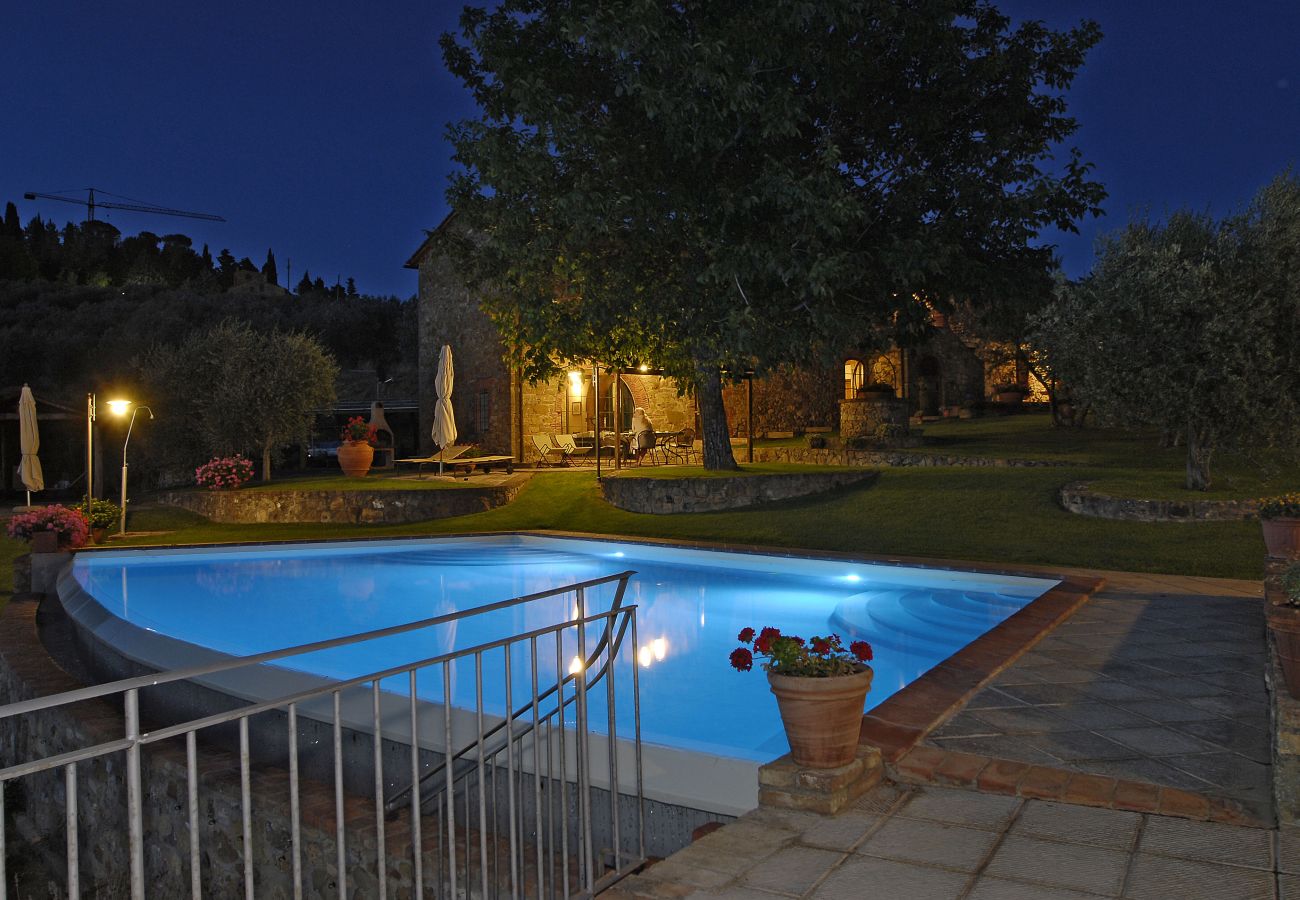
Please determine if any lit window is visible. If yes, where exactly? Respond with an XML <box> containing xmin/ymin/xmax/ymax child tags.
<box><xmin>844</xmin><ymin>360</ymin><xmax>864</xmax><ymax>399</ymax></box>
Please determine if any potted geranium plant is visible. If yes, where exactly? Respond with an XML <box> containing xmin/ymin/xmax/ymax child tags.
<box><xmin>78</xmin><ymin>498</ymin><xmax>123</xmax><ymax>543</ymax></box>
<box><xmin>1260</xmin><ymin>493</ymin><xmax>1300</xmax><ymax>559</ymax></box>
<box><xmin>1268</xmin><ymin>563</ymin><xmax>1300</xmax><ymax>698</ymax></box>
<box><xmin>338</xmin><ymin>416</ymin><xmax>377</xmax><ymax>477</ymax></box>
<box><xmin>6</xmin><ymin>504</ymin><xmax>90</xmax><ymax>552</ymax></box>
<box><xmin>730</xmin><ymin>627</ymin><xmax>874</xmax><ymax>768</ymax></box>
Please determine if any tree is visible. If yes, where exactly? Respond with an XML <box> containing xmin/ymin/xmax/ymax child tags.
<box><xmin>216</xmin><ymin>248</ymin><xmax>238</xmax><ymax>289</ymax></box>
<box><xmin>1034</xmin><ymin>173</ymin><xmax>1300</xmax><ymax>490</ymax></box>
<box><xmin>345</xmin><ymin>277</ymin><xmax>357</xmax><ymax>297</ymax></box>
<box><xmin>145</xmin><ymin>320</ymin><xmax>337</xmax><ymax>481</ymax></box>
<box><xmin>440</xmin><ymin>0</ymin><xmax>1104</xmax><ymax>468</ymax></box>
<box><xmin>296</xmin><ymin>271</ymin><xmax>314</xmax><ymax>295</ymax></box>
<box><xmin>262</xmin><ymin>248</ymin><xmax>279</xmax><ymax>286</ymax></box>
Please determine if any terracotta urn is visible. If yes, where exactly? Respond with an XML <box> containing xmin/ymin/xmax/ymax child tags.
<box><xmin>337</xmin><ymin>441</ymin><xmax>375</xmax><ymax>477</ymax></box>
<box><xmin>30</xmin><ymin>530</ymin><xmax>59</xmax><ymax>554</ymax></box>
<box><xmin>1267</xmin><ymin>604</ymin><xmax>1300</xmax><ymax>698</ymax></box>
<box><xmin>1263</xmin><ymin>518</ymin><xmax>1300</xmax><ymax>559</ymax></box>
<box><xmin>767</xmin><ymin>665</ymin><xmax>874</xmax><ymax>768</ymax></box>
<box><xmin>91</xmin><ymin>527</ymin><xmax>108</xmax><ymax>544</ymax></box>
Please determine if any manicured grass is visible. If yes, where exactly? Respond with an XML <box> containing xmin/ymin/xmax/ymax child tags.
<box><xmin>761</xmin><ymin>414</ymin><xmax>1300</xmax><ymax>501</ymax></box>
<box><xmin>3</xmin><ymin>466</ymin><xmax>1260</xmax><ymax>580</ymax></box>
<box><xmin>612</xmin><ymin>462</ymin><xmax>861</xmax><ymax>479</ymax></box>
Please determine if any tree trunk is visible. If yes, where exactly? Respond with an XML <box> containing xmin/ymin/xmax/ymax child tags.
<box><xmin>262</xmin><ymin>443</ymin><xmax>273</xmax><ymax>482</ymax></box>
<box><xmin>1185</xmin><ymin>421</ymin><xmax>1213</xmax><ymax>491</ymax></box>
<box><xmin>692</xmin><ymin>359</ymin><xmax>738</xmax><ymax>470</ymax></box>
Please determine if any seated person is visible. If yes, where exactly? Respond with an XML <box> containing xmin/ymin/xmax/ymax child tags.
<box><xmin>629</xmin><ymin>407</ymin><xmax>656</xmax><ymax>457</ymax></box>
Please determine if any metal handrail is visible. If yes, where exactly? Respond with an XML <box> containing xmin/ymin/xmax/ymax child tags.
<box><xmin>383</xmin><ymin>575</ymin><xmax>633</xmax><ymax>814</ymax></box>
<box><xmin>0</xmin><ymin>569</ymin><xmax>636</xmax><ymax>721</ymax></box>
<box><xmin>0</xmin><ymin>569</ymin><xmax>645</xmax><ymax>899</ymax></box>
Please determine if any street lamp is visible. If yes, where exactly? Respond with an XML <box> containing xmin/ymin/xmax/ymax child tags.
<box><xmin>110</xmin><ymin>400</ymin><xmax>154</xmax><ymax>535</ymax></box>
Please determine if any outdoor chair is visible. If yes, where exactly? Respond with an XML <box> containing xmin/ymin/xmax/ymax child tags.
<box><xmin>633</xmin><ymin>429</ymin><xmax>665</xmax><ymax>465</ymax></box>
<box><xmin>531</xmin><ymin>434</ymin><xmax>568</xmax><ymax>467</ymax></box>
<box><xmin>552</xmin><ymin>434</ymin><xmax>594</xmax><ymax>466</ymax></box>
<box><xmin>665</xmin><ymin>427</ymin><xmax>700</xmax><ymax>465</ymax></box>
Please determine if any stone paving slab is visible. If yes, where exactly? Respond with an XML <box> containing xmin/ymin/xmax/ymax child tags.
<box><xmin>924</xmin><ymin>575</ymin><xmax>1272</xmax><ymax>821</ymax></box>
<box><xmin>610</xmin><ymin>784</ymin><xmax>1288</xmax><ymax>899</ymax></box>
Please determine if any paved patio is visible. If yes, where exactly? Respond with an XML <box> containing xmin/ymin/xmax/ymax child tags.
<box><xmin>926</xmin><ymin>572</ymin><xmax>1271</xmax><ymax>819</ymax></box>
<box><xmin>610</xmin><ymin>782</ymin><xmax>1295</xmax><ymax>899</ymax></box>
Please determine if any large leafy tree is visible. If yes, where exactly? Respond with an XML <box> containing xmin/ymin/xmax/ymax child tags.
<box><xmin>440</xmin><ymin>0</ymin><xmax>1103</xmax><ymax>467</ymax></box>
<box><xmin>1035</xmin><ymin>173</ymin><xmax>1300</xmax><ymax>490</ymax></box>
<box><xmin>145</xmin><ymin>320</ymin><xmax>338</xmax><ymax>481</ymax></box>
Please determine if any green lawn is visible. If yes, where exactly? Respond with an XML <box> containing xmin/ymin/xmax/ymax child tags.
<box><xmin>764</xmin><ymin>414</ymin><xmax>1300</xmax><ymax>501</ymax></box>
<box><xmin>2</xmin><ymin>415</ymin><xmax>1286</xmax><ymax>588</ymax></box>
<box><xmin>242</xmin><ymin>472</ymin><xmax>480</xmax><ymax>491</ymax></box>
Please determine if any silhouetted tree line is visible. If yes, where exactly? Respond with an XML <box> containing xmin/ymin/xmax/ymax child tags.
<box><xmin>0</xmin><ymin>200</ymin><xmax>364</xmax><ymax>297</ymax></box>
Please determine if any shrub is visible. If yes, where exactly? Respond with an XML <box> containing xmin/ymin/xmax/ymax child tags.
<box><xmin>195</xmin><ymin>455</ymin><xmax>255</xmax><ymax>490</ymax></box>
<box><xmin>78</xmin><ymin>498</ymin><xmax>122</xmax><ymax>529</ymax></box>
<box><xmin>807</xmin><ymin>434</ymin><xmax>827</xmax><ymax>450</ymax></box>
<box><xmin>1281</xmin><ymin>563</ymin><xmax>1300</xmax><ymax>608</ymax></box>
<box><xmin>6</xmin><ymin>505</ymin><xmax>90</xmax><ymax>547</ymax></box>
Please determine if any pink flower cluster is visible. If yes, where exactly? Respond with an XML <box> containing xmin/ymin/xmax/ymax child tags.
<box><xmin>6</xmin><ymin>504</ymin><xmax>90</xmax><ymax>547</ymax></box>
<box><xmin>195</xmin><ymin>455</ymin><xmax>254</xmax><ymax>491</ymax></box>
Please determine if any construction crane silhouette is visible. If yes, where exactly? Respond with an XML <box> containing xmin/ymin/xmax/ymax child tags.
<box><xmin>22</xmin><ymin>187</ymin><xmax>225</xmax><ymax>223</ymax></box>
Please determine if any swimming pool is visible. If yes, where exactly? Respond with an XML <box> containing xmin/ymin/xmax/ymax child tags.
<box><xmin>66</xmin><ymin>535</ymin><xmax>1055</xmax><ymax>765</ymax></box>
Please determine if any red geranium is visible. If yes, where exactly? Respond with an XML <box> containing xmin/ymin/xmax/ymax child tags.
<box><xmin>731</xmin><ymin>626</ymin><xmax>874</xmax><ymax>678</ymax></box>
<box><xmin>729</xmin><ymin>648</ymin><xmax>753</xmax><ymax>672</ymax></box>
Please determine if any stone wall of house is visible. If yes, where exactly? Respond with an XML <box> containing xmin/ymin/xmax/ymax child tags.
<box><xmin>839</xmin><ymin>398</ymin><xmax>909</xmax><ymax>442</ymax></box>
<box><xmin>601</xmin><ymin>470</ymin><xmax>878</xmax><ymax>514</ymax></box>
<box><xmin>721</xmin><ymin>363</ymin><xmax>841</xmax><ymax>437</ymax></box>
<box><xmin>414</xmin><ymin>247</ymin><xmax>515</xmax><ymax>457</ymax></box>
<box><xmin>156</xmin><ymin>479</ymin><xmax>528</xmax><ymax>524</ymax></box>
<box><xmin>908</xmin><ymin>330</ymin><xmax>987</xmax><ymax>415</ymax></box>
<box><xmin>1058</xmin><ymin>482</ymin><xmax>1260</xmax><ymax>522</ymax></box>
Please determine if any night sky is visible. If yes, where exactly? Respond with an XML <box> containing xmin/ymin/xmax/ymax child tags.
<box><xmin>3</xmin><ymin>1</ymin><xmax>1297</xmax><ymax>299</ymax></box>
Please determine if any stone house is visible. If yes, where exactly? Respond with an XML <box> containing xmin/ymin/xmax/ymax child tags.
<box><xmin>408</xmin><ymin>218</ymin><xmax>1030</xmax><ymax>459</ymax></box>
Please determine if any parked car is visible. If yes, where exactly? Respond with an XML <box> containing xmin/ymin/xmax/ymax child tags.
<box><xmin>307</xmin><ymin>439</ymin><xmax>342</xmax><ymax>464</ymax></box>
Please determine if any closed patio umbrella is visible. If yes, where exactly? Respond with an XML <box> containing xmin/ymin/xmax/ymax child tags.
<box><xmin>18</xmin><ymin>384</ymin><xmax>44</xmax><ymax>506</ymax></box>
<box><xmin>431</xmin><ymin>344</ymin><xmax>457</xmax><ymax>475</ymax></box>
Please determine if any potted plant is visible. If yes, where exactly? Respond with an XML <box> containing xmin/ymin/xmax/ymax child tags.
<box><xmin>6</xmin><ymin>504</ymin><xmax>90</xmax><ymax>552</ymax></box>
<box><xmin>730</xmin><ymin>626</ymin><xmax>874</xmax><ymax>768</ymax></box>
<box><xmin>1268</xmin><ymin>563</ymin><xmax>1300</xmax><ymax>698</ymax></box>
<box><xmin>856</xmin><ymin>382</ymin><xmax>895</xmax><ymax>401</ymax></box>
<box><xmin>993</xmin><ymin>383</ymin><xmax>1027</xmax><ymax>405</ymax></box>
<box><xmin>195</xmin><ymin>455</ymin><xmax>255</xmax><ymax>491</ymax></box>
<box><xmin>338</xmin><ymin>416</ymin><xmax>377</xmax><ymax>477</ymax></box>
<box><xmin>78</xmin><ymin>498</ymin><xmax>123</xmax><ymax>543</ymax></box>
<box><xmin>1260</xmin><ymin>493</ymin><xmax>1300</xmax><ymax>558</ymax></box>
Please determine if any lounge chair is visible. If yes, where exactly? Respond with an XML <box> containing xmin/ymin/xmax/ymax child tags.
<box><xmin>552</xmin><ymin>434</ymin><xmax>594</xmax><ymax>466</ymax></box>
<box><xmin>395</xmin><ymin>445</ymin><xmax>470</xmax><ymax>478</ymax></box>
<box><xmin>531</xmin><ymin>434</ymin><xmax>568</xmax><ymax>467</ymax></box>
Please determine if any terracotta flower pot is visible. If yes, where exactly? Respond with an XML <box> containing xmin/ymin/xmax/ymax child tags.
<box><xmin>30</xmin><ymin>531</ymin><xmax>59</xmax><ymax>554</ymax></box>
<box><xmin>1267</xmin><ymin>604</ymin><xmax>1300</xmax><ymax>699</ymax></box>
<box><xmin>92</xmin><ymin>527</ymin><xmax>108</xmax><ymax>544</ymax></box>
<box><xmin>767</xmin><ymin>666</ymin><xmax>874</xmax><ymax>768</ymax></box>
<box><xmin>337</xmin><ymin>441</ymin><xmax>374</xmax><ymax>477</ymax></box>
<box><xmin>1263</xmin><ymin>518</ymin><xmax>1300</xmax><ymax>559</ymax></box>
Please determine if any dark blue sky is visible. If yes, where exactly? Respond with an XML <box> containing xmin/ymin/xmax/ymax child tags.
<box><xmin>3</xmin><ymin>2</ymin><xmax>1297</xmax><ymax>298</ymax></box>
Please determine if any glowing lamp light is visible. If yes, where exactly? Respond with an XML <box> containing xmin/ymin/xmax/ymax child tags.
<box><xmin>612</xmin><ymin>551</ymin><xmax>625</xmax><ymax>558</ymax></box>
<box><xmin>844</xmin><ymin>574</ymin><xmax>862</xmax><ymax>583</ymax></box>
<box><xmin>652</xmin><ymin>637</ymin><xmax>667</xmax><ymax>661</ymax></box>
<box><xmin>569</xmin><ymin>655</ymin><xmax>585</xmax><ymax>676</ymax></box>
<box><xmin>638</xmin><ymin>364</ymin><xmax>649</xmax><ymax>373</ymax></box>
<box><xmin>638</xmin><ymin>646</ymin><xmax>653</xmax><ymax>668</ymax></box>
<box><xmin>106</xmin><ymin>399</ymin><xmax>132</xmax><ymax>417</ymax></box>
<box><xmin>567</xmin><ymin>370</ymin><xmax>584</xmax><ymax>398</ymax></box>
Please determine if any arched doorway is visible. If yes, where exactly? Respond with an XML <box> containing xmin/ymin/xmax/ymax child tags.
<box><xmin>598</xmin><ymin>378</ymin><xmax>635</xmax><ymax>432</ymax></box>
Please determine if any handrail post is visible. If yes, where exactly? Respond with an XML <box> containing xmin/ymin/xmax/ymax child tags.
<box><xmin>124</xmin><ymin>689</ymin><xmax>145</xmax><ymax>900</ymax></box>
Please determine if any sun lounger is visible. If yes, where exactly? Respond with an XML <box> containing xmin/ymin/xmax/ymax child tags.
<box><xmin>442</xmin><ymin>454</ymin><xmax>515</xmax><ymax>477</ymax></box>
<box><xmin>395</xmin><ymin>445</ymin><xmax>470</xmax><ymax>478</ymax></box>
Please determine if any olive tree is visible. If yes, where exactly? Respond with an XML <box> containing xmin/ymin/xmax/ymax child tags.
<box><xmin>145</xmin><ymin>320</ymin><xmax>338</xmax><ymax>480</ymax></box>
<box><xmin>439</xmin><ymin>0</ymin><xmax>1104</xmax><ymax>468</ymax></box>
<box><xmin>1035</xmin><ymin>174</ymin><xmax>1300</xmax><ymax>490</ymax></box>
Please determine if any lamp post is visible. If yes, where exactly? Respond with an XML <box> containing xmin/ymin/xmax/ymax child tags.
<box><xmin>85</xmin><ymin>393</ymin><xmax>97</xmax><ymax>508</ymax></box>
<box><xmin>108</xmin><ymin>400</ymin><xmax>154</xmax><ymax>535</ymax></box>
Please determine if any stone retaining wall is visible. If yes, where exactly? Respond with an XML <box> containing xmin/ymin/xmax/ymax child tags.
<box><xmin>601</xmin><ymin>470</ymin><xmax>878</xmax><ymax>514</ymax></box>
<box><xmin>750</xmin><ymin>446</ymin><xmax>1065</xmax><ymax>468</ymax></box>
<box><xmin>157</xmin><ymin>475</ymin><xmax>529</xmax><ymax>525</ymax></box>
<box><xmin>1059</xmin><ymin>482</ymin><xmax>1259</xmax><ymax>522</ymax></box>
<box><xmin>0</xmin><ymin>597</ymin><xmax>406</xmax><ymax>897</ymax></box>
<box><xmin>1268</xmin><ymin>557</ymin><xmax>1300</xmax><ymax>826</ymax></box>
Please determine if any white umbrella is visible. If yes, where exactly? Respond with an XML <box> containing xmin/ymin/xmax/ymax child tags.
<box><xmin>431</xmin><ymin>344</ymin><xmax>457</xmax><ymax>475</ymax></box>
<box><xmin>18</xmin><ymin>384</ymin><xmax>44</xmax><ymax>506</ymax></box>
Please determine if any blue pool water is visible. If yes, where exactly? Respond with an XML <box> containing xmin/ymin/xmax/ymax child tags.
<box><xmin>71</xmin><ymin>536</ymin><xmax>1056</xmax><ymax>762</ymax></box>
